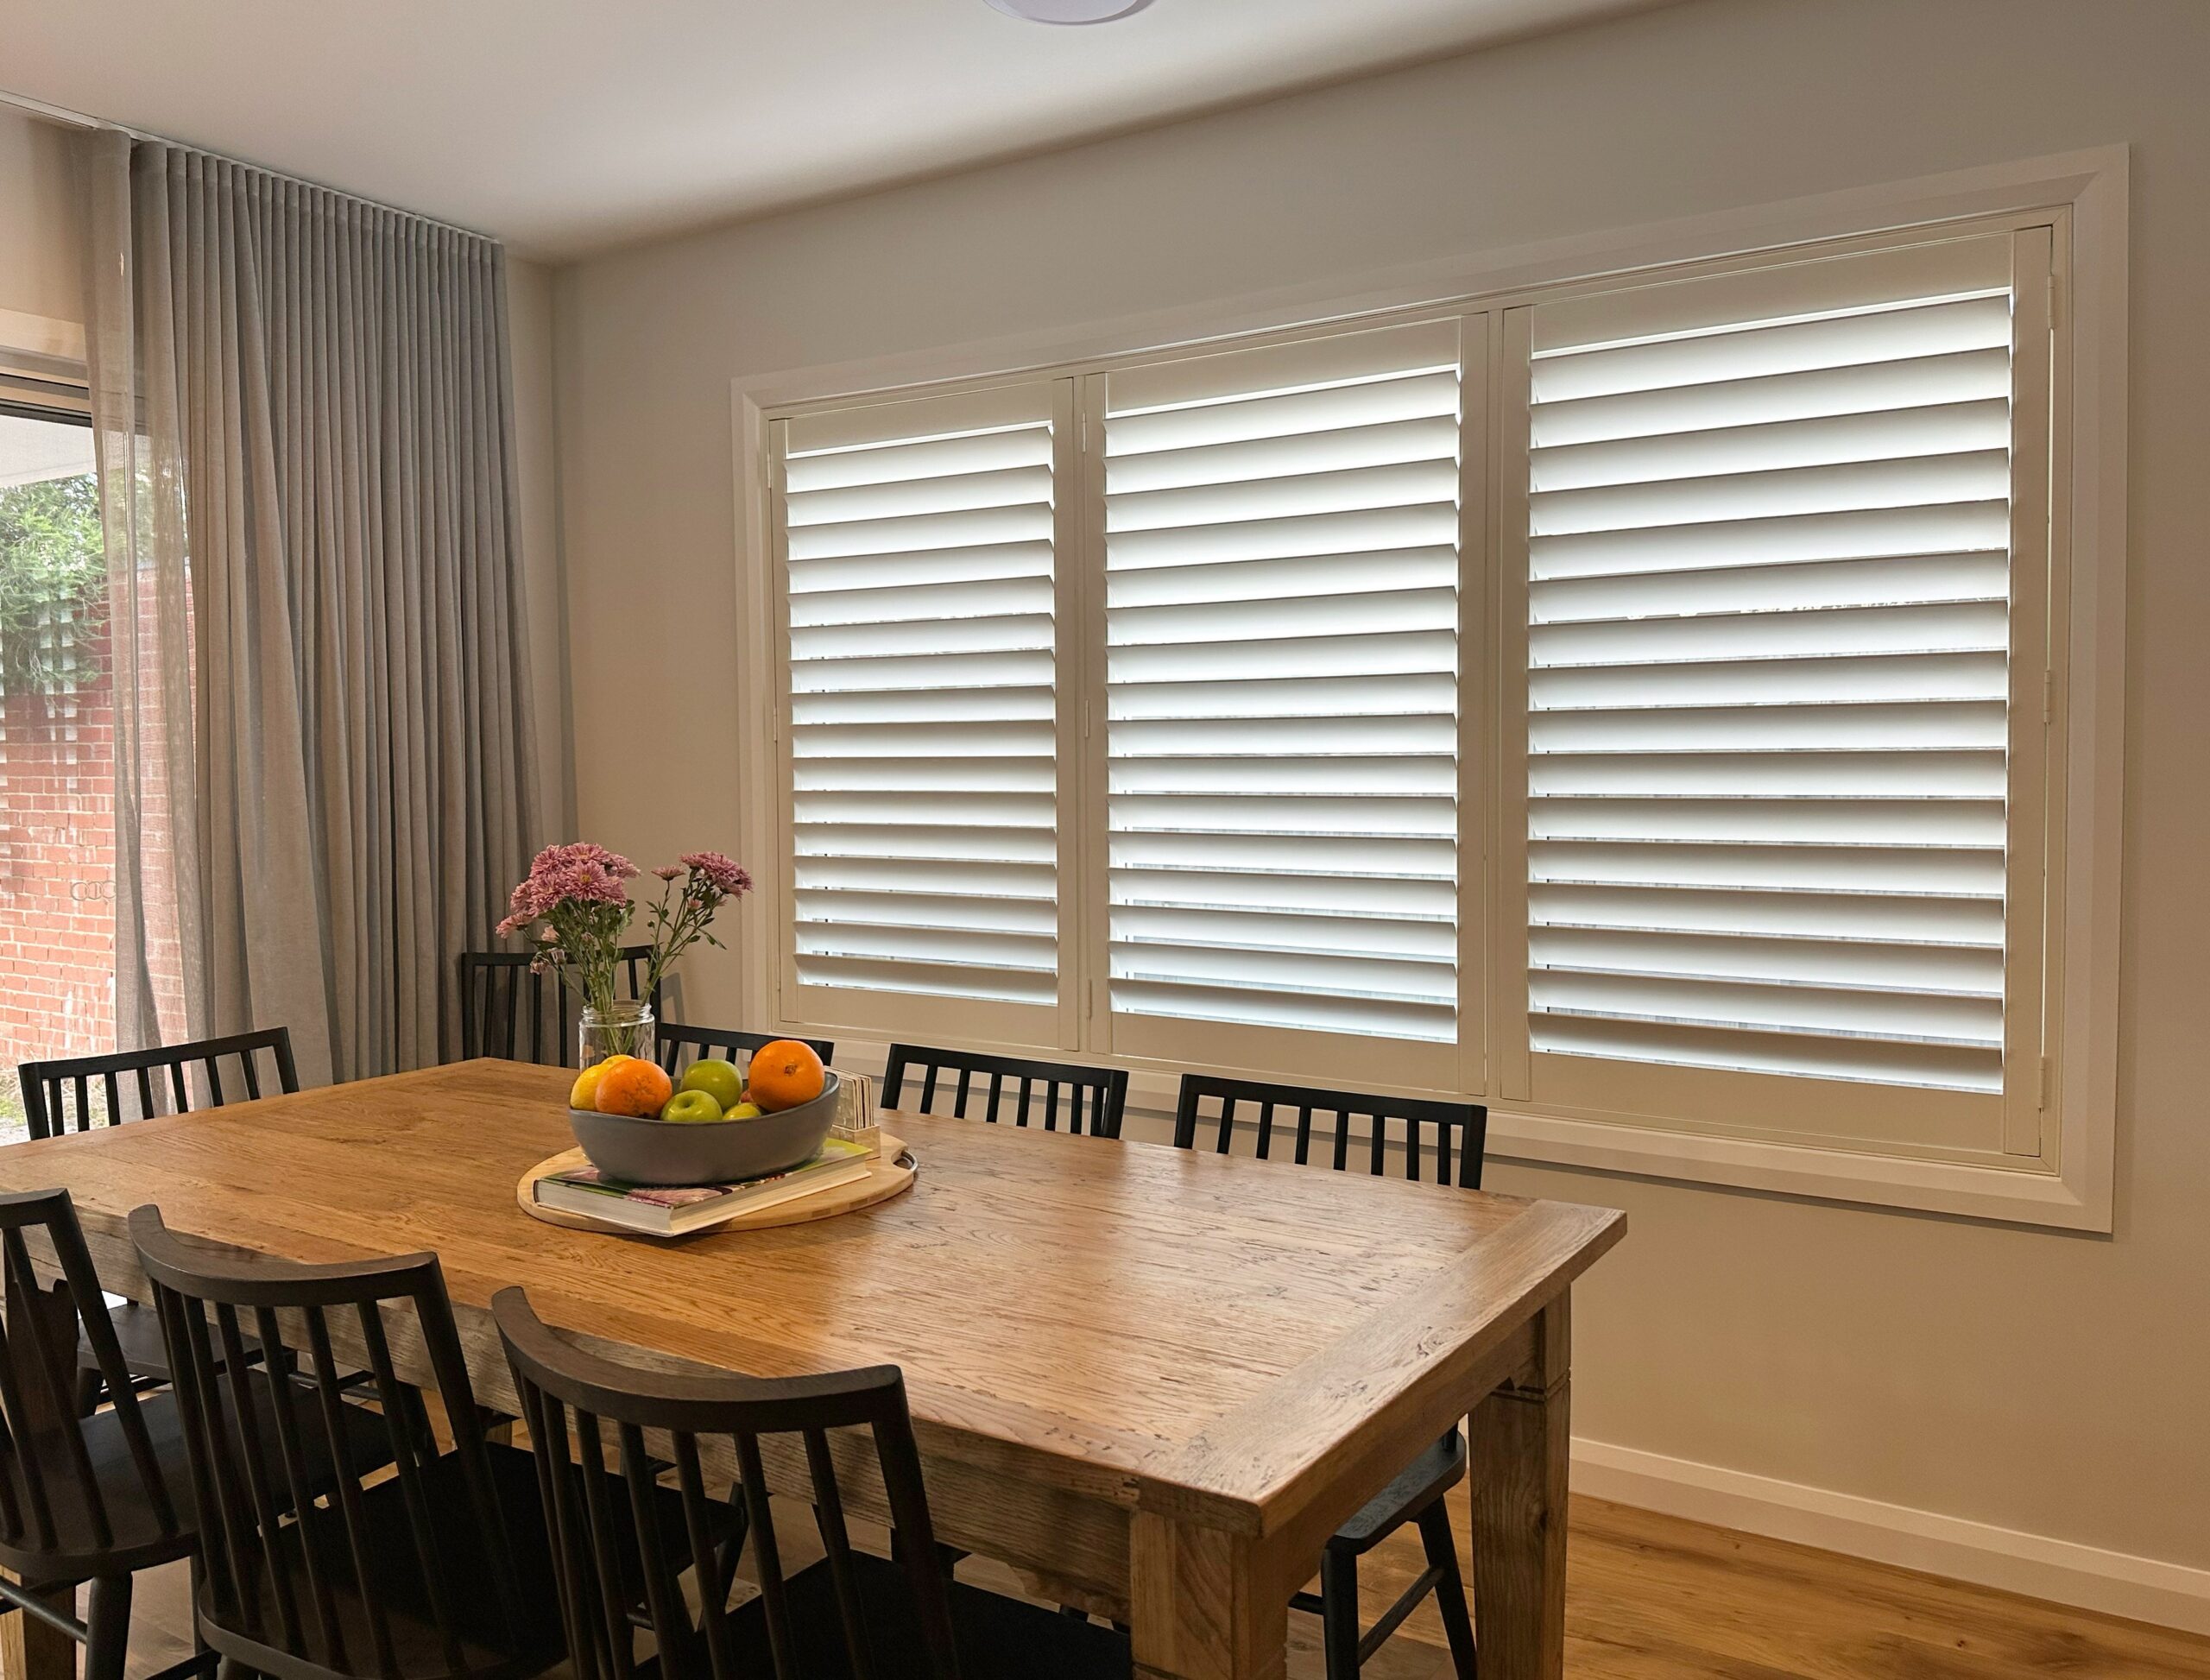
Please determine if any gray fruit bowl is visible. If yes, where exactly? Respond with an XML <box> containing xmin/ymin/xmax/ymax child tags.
<box><xmin>566</xmin><ymin>1070</ymin><xmax>842</xmax><ymax>1187</ymax></box>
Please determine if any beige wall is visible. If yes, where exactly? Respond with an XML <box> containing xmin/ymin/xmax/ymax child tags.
<box><xmin>551</xmin><ymin>0</ymin><xmax>2209</xmax><ymax>1574</ymax></box>
<box><xmin>0</xmin><ymin>104</ymin><xmax>85</xmax><ymax>335</ymax></box>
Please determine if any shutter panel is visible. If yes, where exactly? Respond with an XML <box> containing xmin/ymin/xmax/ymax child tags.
<box><xmin>780</xmin><ymin>384</ymin><xmax>1064</xmax><ymax>1012</ymax></box>
<box><xmin>1519</xmin><ymin>234</ymin><xmax>2024</xmax><ymax>1099</ymax></box>
<box><xmin>1102</xmin><ymin>319</ymin><xmax>1463</xmax><ymax>1052</ymax></box>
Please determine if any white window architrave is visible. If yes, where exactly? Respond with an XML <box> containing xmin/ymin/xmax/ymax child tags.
<box><xmin>729</xmin><ymin>148</ymin><xmax>2125</xmax><ymax>1228</ymax></box>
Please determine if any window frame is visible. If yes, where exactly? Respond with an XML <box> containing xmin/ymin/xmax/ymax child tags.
<box><xmin>730</xmin><ymin>147</ymin><xmax>2126</xmax><ymax>1229</ymax></box>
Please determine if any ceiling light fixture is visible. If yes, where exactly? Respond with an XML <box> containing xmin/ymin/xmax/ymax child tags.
<box><xmin>983</xmin><ymin>0</ymin><xmax>1153</xmax><ymax>22</ymax></box>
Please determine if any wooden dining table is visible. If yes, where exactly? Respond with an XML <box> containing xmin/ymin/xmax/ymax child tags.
<box><xmin>0</xmin><ymin>1058</ymin><xmax>1622</xmax><ymax>1680</ymax></box>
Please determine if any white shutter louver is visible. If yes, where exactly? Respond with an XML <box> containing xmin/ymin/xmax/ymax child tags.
<box><xmin>780</xmin><ymin>386</ymin><xmax>1063</xmax><ymax>1009</ymax></box>
<box><xmin>1102</xmin><ymin>320</ymin><xmax>1463</xmax><ymax>1046</ymax></box>
<box><xmin>1519</xmin><ymin>237</ymin><xmax>2024</xmax><ymax>1096</ymax></box>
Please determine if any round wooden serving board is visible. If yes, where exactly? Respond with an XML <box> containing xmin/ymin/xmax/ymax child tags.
<box><xmin>517</xmin><ymin>1134</ymin><xmax>914</xmax><ymax>1237</ymax></box>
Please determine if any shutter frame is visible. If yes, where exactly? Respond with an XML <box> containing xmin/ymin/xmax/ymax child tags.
<box><xmin>1502</xmin><ymin>228</ymin><xmax>2050</xmax><ymax>1156</ymax></box>
<box><xmin>773</xmin><ymin>382</ymin><xmax>1074</xmax><ymax>1039</ymax></box>
<box><xmin>1099</xmin><ymin>319</ymin><xmax>1468</xmax><ymax>1086</ymax></box>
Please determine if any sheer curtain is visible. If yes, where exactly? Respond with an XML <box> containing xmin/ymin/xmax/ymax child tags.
<box><xmin>78</xmin><ymin>129</ymin><xmax>544</xmax><ymax>1084</ymax></box>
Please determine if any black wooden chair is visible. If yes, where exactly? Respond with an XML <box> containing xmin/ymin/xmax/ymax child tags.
<box><xmin>1171</xmin><ymin>1073</ymin><xmax>1487</xmax><ymax>1680</ymax></box>
<box><xmin>0</xmin><ymin>1187</ymin><xmax>199</xmax><ymax>1680</ymax></box>
<box><xmin>493</xmin><ymin>1285</ymin><xmax>1130</xmax><ymax>1680</ymax></box>
<box><xmin>654</xmin><ymin>1025</ymin><xmax>836</xmax><ymax>1084</ymax></box>
<box><xmin>881</xmin><ymin>1045</ymin><xmax>1128</xmax><ymax>1140</ymax></box>
<box><xmin>17</xmin><ymin>1029</ymin><xmax>299</xmax><ymax>1140</ymax></box>
<box><xmin>130</xmin><ymin>1206</ymin><xmax>712</xmax><ymax>1680</ymax></box>
<box><xmin>15</xmin><ymin>1031</ymin><xmax>300</xmax><ymax>1413</ymax></box>
<box><xmin>129</xmin><ymin>1208</ymin><xmax>580</xmax><ymax>1680</ymax></box>
<box><xmin>1172</xmin><ymin>1074</ymin><xmax>1488</xmax><ymax>1190</ymax></box>
<box><xmin>458</xmin><ymin>945</ymin><xmax>658</xmax><ymax>1065</ymax></box>
<box><xmin>0</xmin><ymin>1188</ymin><xmax>386</xmax><ymax>1680</ymax></box>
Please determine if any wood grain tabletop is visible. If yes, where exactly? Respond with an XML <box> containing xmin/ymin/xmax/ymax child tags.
<box><xmin>0</xmin><ymin>1057</ymin><xmax>1625</xmax><ymax>1679</ymax></box>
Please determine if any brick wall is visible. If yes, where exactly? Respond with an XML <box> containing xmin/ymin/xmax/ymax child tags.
<box><xmin>0</xmin><ymin>617</ymin><xmax>189</xmax><ymax>1098</ymax></box>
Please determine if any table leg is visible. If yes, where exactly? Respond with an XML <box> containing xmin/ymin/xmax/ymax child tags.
<box><xmin>1129</xmin><ymin>1510</ymin><xmax>1288</xmax><ymax>1680</ymax></box>
<box><xmin>0</xmin><ymin>1571</ymin><xmax>75</xmax><ymax>1680</ymax></box>
<box><xmin>1469</xmin><ymin>1292</ymin><xmax>1571</xmax><ymax>1680</ymax></box>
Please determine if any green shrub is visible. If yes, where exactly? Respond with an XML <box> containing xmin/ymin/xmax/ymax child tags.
<box><xmin>0</xmin><ymin>474</ymin><xmax>106</xmax><ymax>699</ymax></box>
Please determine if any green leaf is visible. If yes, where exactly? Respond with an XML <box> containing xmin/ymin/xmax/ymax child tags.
<box><xmin>0</xmin><ymin>472</ymin><xmax>106</xmax><ymax>700</ymax></box>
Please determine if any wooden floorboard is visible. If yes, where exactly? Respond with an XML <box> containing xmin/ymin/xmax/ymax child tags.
<box><xmin>103</xmin><ymin>1490</ymin><xmax>2210</xmax><ymax>1680</ymax></box>
<box><xmin>1342</xmin><ymin>1487</ymin><xmax>2210</xmax><ymax>1680</ymax></box>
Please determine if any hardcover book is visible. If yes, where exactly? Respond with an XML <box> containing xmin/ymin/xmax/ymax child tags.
<box><xmin>534</xmin><ymin>1136</ymin><xmax>872</xmax><ymax>1235</ymax></box>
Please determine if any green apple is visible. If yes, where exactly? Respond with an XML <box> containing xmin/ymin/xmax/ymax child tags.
<box><xmin>659</xmin><ymin>1089</ymin><xmax>723</xmax><ymax>1124</ymax></box>
<box><xmin>725</xmin><ymin>1101</ymin><xmax>762</xmax><ymax>1121</ymax></box>
<box><xmin>679</xmin><ymin>1058</ymin><xmax>745</xmax><ymax>1113</ymax></box>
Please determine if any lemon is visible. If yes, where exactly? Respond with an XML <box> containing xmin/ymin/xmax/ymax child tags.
<box><xmin>568</xmin><ymin>1057</ymin><xmax>628</xmax><ymax>1109</ymax></box>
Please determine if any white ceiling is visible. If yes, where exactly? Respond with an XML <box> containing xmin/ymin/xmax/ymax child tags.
<box><xmin>2</xmin><ymin>0</ymin><xmax>1674</xmax><ymax>259</ymax></box>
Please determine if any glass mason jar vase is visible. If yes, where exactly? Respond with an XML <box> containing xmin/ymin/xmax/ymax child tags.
<box><xmin>578</xmin><ymin>1000</ymin><xmax>654</xmax><ymax>1069</ymax></box>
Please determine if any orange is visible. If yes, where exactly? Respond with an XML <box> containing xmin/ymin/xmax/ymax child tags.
<box><xmin>567</xmin><ymin>1055</ymin><xmax>632</xmax><ymax>1111</ymax></box>
<box><xmin>594</xmin><ymin>1057</ymin><xmax>673</xmax><ymax>1119</ymax></box>
<box><xmin>748</xmin><ymin>1040</ymin><xmax>826</xmax><ymax>1112</ymax></box>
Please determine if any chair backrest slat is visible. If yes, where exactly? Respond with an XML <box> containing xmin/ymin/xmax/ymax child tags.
<box><xmin>516</xmin><ymin>1380</ymin><xmax>597</xmax><ymax>1680</ymax></box>
<box><xmin>458</xmin><ymin>945</ymin><xmax>659</xmax><ymax>1067</ymax></box>
<box><xmin>1172</xmin><ymin>1073</ymin><xmax>1489</xmax><ymax>1189</ymax></box>
<box><xmin>217</xmin><ymin>1300</ymin><xmax>304</xmax><ymax>1646</ymax></box>
<box><xmin>570</xmin><ymin>1408</ymin><xmax>639</xmax><ymax>1680</ymax></box>
<box><xmin>130</xmin><ymin>1205</ymin><xmax>530</xmax><ymax>1680</ymax></box>
<box><xmin>619</xmin><ymin>1420</ymin><xmax>691</xmax><ymax>1669</ymax></box>
<box><xmin>357</xmin><ymin>1297</ymin><xmax>470</xmax><ymax>1674</ymax></box>
<box><xmin>672</xmin><ymin>1433</ymin><xmax>739</xmax><ymax>1680</ymax></box>
<box><xmin>736</xmin><ymin>1428</ymin><xmax>799</xmax><ymax>1675</ymax></box>
<box><xmin>652</xmin><ymin>1024</ymin><xmax>835</xmax><ymax>1084</ymax></box>
<box><xmin>16</xmin><ymin>1029</ymin><xmax>298</xmax><ymax>1139</ymax></box>
<box><xmin>494</xmin><ymin>1285</ymin><xmax>963</xmax><ymax>1680</ymax></box>
<box><xmin>301</xmin><ymin>1304</ymin><xmax>396</xmax><ymax>1678</ymax></box>
<box><xmin>804</xmin><ymin>1425</ymin><xmax>876</xmax><ymax>1678</ymax></box>
<box><xmin>253</xmin><ymin>1303</ymin><xmax>346</xmax><ymax>1663</ymax></box>
<box><xmin>882</xmin><ymin>1044</ymin><xmax>1128</xmax><ymax>1140</ymax></box>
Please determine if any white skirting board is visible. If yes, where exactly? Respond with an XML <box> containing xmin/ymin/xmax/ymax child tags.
<box><xmin>1571</xmin><ymin>1438</ymin><xmax>2210</xmax><ymax>1637</ymax></box>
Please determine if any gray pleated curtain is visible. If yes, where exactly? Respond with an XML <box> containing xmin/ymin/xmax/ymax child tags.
<box><xmin>79</xmin><ymin>129</ymin><xmax>543</xmax><ymax>1084</ymax></box>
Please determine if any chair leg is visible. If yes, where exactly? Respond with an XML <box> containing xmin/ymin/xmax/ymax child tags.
<box><xmin>83</xmin><ymin>1576</ymin><xmax>131</xmax><ymax>1680</ymax></box>
<box><xmin>1418</xmin><ymin>1505</ymin><xmax>1479</xmax><ymax>1679</ymax></box>
<box><xmin>1318</xmin><ymin>1547</ymin><xmax>1361</xmax><ymax>1680</ymax></box>
<box><xmin>189</xmin><ymin>1554</ymin><xmax>210</xmax><ymax>1658</ymax></box>
<box><xmin>74</xmin><ymin>1368</ymin><xmax>103</xmax><ymax>1418</ymax></box>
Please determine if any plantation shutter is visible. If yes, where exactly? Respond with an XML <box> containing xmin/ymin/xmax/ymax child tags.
<box><xmin>1099</xmin><ymin>319</ymin><xmax>1467</xmax><ymax>1083</ymax></box>
<box><xmin>775</xmin><ymin>382</ymin><xmax>1072</xmax><ymax>1034</ymax></box>
<box><xmin>1508</xmin><ymin>230</ymin><xmax>2049</xmax><ymax>1148</ymax></box>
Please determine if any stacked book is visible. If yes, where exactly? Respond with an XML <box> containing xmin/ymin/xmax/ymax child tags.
<box><xmin>534</xmin><ymin>1135</ymin><xmax>873</xmax><ymax>1235</ymax></box>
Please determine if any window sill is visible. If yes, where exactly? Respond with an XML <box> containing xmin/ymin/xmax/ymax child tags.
<box><xmin>817</xmin><ymin>1033</ymin><xmax>2111</xmax><ymax>1234</ymax></box>
<box><xmin>1481</xmin><ymin>1107</ymin><xmax>2110</xmax><ymax>1233</ymax></box>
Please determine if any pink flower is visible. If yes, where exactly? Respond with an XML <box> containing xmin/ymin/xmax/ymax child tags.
<box><xmin>499</xmin><ymin>842</ymin><xmax>641</xmax><ymax>938</ymax></box>
<box><xmin>653</xmin><ymin>864</ymin><xmax>683</xmax><ymax>881</ymax></box>
<box><xmin>679</xmin><ymin>852</ymin><xmax>753</xmax><ymax>897</ymax></box>
<box><xmin>536</xmin><ymin>842</ymin><xmax>637</xmax><ymax>882</ymax></box>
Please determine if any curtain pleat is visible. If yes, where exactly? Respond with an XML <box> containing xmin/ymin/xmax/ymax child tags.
<box><xmin>79</xmin><ymin>129</ymin><xmax>544</xmax><ymax>1083</ymax></box>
